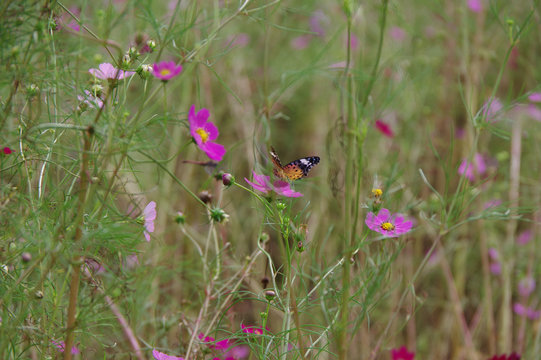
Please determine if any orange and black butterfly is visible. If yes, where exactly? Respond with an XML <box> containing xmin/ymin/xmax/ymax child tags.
<box><xmin>270</xmin><ymin>147</ymin><xmax>320</xmax><ymax>181</ymax></box>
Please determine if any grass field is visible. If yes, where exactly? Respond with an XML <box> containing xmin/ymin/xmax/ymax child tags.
<box><xmin>1</xmin><ymin>0</ymin><xmax>540</xmax><ymax>359</ymax></box>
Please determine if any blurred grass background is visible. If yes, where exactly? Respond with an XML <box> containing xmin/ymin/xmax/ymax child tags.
<box><xmin>1</xmin><ymin>0</ymin><xmax>540</xmax><ymax>359</ymax></box>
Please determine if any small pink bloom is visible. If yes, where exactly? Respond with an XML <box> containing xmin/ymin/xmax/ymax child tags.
<box><xmin>152</xmin><ymin>61</ymin><xmax>182</xmax><ymax>81</ymax></box>
<box><xmin>483</xmin><ymin>199</ymin><xmax>502</xmax><ymax>209</ymax></box>
<box><xmin>528</xmin><ymin>92</ymin><xmax>541</xmax><ymax>103</ymax></box>
<box><xmin>309</xmin><ymin>10</ymin><xmax>327</xmax><ymax>37</ymax></box>
<box><xmin>226</xmin><ymin>33</ymin><xmax>250</xmax><ymax>47</ymax></box>
<box><xmin>526</xmin><ymin>308</ymin><xmax>541</xmax><ymax>320</ymax></box>
<box><xmin>480</xmin><ymin>98</ymin><xmax>503</xmax><ymax>122</ymax></box>
<box><xmin>488</xmin><ymin>247</ymin><xmax>499</xmax><ymax>260</ymax></box>
<box><xmin>143</xmin><ymin>201</ymin><xmax>157</xmax><ymax>242</ymax></box>
<box><xmin>490</xmin><ymin>262</ymin><xmax>501</xmax><ymax>275</ymax></box>
<box><xmin>527</xmin><ymin>104</ymin><xmax>541</xmax><ymax>121</ymax></box>
<box><xmin>89</xmin><ymin>63</ymin><xmax>135</xmax><ymax>80</ymax></box>
<box><xmin>374</xmin><ymin>119</ymin><xmax>394</xmax><ymax>137</ymax></box>
<box><xmin>188</xmin><ymin>105</ymin><xmax>226</xmax><ymax>162</ymax></box>
<box><xmin>391</xmin><ymin>346</ymin><xmax>415</xmax><ymax>360</ymax></box>
<box><xmin>290</xmin><ymin>35</ymin><xmax>311</xmax><ymax>50</ymax></box>
<box><xmin>458</xmin><ymin>153</ymin><xmax>488</xmax><ymax>182</ymax></box>
<box><xmin>365</xmin><ymin>208</ymin><xmax>413</xmax><ymax>238</ymax></box>
<box><xmin>51</xmin><ymin>339</ymin><xmax>80</xmax><ymax>355</ymax></box>
<box><xmin>2</xmin><ymin>147</ymin><xmax>14</xmax><ymax>155</ymax></box>
<box><xmin>488</xmin><ymin>353</ymin><xmax>521</xmax><ymax>360</ymax></box>
<box><xmin>78</xmin><ymin>90</ymin><xmax>104</xmax><ymax>109</ymax></box>
<box><xmin>467</xmin><ymin>0</ymin><xmax>483</xmax><ymax>13</ymax></box>
<box><xmin>516</xmin><ymin>229</ymin><xmax>532</xmax><ymax>245</ymax></box>
<box><xmin>152</xmin><ymin>349</ymin><xmax>184</xmax><ymax>360</ymax></box>
<box><xmin>389</xmin><ymin>26</ymin><xmax>406</xmax><ymax>41</ymax></box>
<box><xmin>518</xmin><ymin>276</ymin><xmax>536</xmax><ymax>298</ymax></box>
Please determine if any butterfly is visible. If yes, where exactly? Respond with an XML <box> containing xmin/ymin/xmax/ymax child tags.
<box><xmin>270</xmin><ymin>146</ymin><xmax>320</xmax><ymax>181</ymax></box>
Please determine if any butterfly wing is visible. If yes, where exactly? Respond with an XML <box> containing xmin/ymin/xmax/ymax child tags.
<box><xmin>270</xmin><ymin>147</ymin><xmax>320</xmax><ymax>181</ymax></box>
<box><xmin>282</xmin><ymin>156</ymin><xmax>321</xmax><ymax>180</ymax></box>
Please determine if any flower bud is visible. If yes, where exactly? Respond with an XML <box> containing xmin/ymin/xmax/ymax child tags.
<box><xmin>22</xmin><ymin>252</ymin><xmax>32</xmax><ymax>263</ymax></box>
<box><xmin>175</xmin><ymin>211</ymin><xmax>186</xmax><ymax>225</ymax></box>
<box><xmin>210</xmin><ymin>207</ymin><xmax>229</xmax><ymax>223</ymax></box>
<box><xmin>265</xmin><ymin>290</ymin><xmax>276</xmax><ymax>301</ymax></box>
<box><xmin>198</xmin><ymin>190</ymin><xmax>212</xmax><ymax>204</ymax></box>
<box><xmin>222</xmin><ymin>173</ymin><xmax>234</xmax><ymax>187</ymax></box>
<box><xmin>27</xmin><ymin>84</ymin><xmax>39</xmax><ymax>98</ymax></box>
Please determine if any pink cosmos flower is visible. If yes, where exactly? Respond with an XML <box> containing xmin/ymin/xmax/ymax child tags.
<box><xmin>483</xmin><ymin>199</ymin><xmax>502</xmax><ymax>210</ymax></box>
<box><xmin>152</xmin><ymin>61</ymin><xmax>182</xmax><ymax>81</ymax></box>
<box><xmin>143</xmin><ymin>201</ymin><xmax>156</xmax><ymax>242</ymax></box>
<box><xmin>375</xmin><ymin>119</ymin><xmax>394</xmax><ymax>137</ymax></box>
<box><xmin>458</xmin><ymin>153</ymin><xmax>487</xmax><ymax>182</ymax></box>
<box><xmin>518</xmin><ymin>276</ymin><xmax>535</xmax><ymax>298</ymax></box>
<box><xmin>89</xmin><ymin>63</ymin><xmax>135</xmax><ymax>80</ymax></box>
<box><xmin>51</xmin><ymin>339</ymin><xmax>80</xmax><ymax>355</ymax></box>
<box><xmin>2</xmin><ymin>147</ymin><xmax>13</xmax><ymax>155</ymax></box>
<box><xmin>78</xmin><ymin>90</ymin><xmax>104</xmax><ymax>109</ymax></box>
<box><xmin>309</xmin><ymin>10</ymin><xmax>327</xmax><ymax>37</ymax></box>
<box><xmin>391</xmin><ymin>346</ymin><xmax>415</xmax><ymax>360</ymax></box>
<box><xmin>152</xmin><ymin>349</ymin><xmax>184</xmax><ymax>360</ymax></box>
<box><xmin>467</xmin><ymin>0</ymin><xmax>483</xmax><ymax>13</ymax></box>
<box><xmin>513</xmin><ymin>303</ymin><xmax>541</xmax><ymax>320</ymax></box>
<box><xmin>188</xmin><ymin>105</ymin><xmax>226</xmax><ymax>162</ymax></box>
<box><xmin>241</xmin><ymin>324</ymin><xmax>264</xmax><ymax>335</ymax></box>
<box><xmin>226</xmin><ymin>33</ymin><xmax>250</xmax><ymax>48</ymax></box>
<box><xmin>516</xmin><ymin>229</ymin><xmax>532</xmax><ymax>245</ymax></box>
<box><xmin>244</xmin><ymin>172</ymin><xmax>303</xmax><ymax>198</ymax></box>
<box><xmin>365</xmin><ymin>208</ymin><xmax>412</xmax><ymax>238</ymax></box>
<box><xmin>527</xmin><ymin>104</ymin><xmax>541</xmax><ymax>121</ymax></box>
<box><xmin>345</xmin><ymin>33</ymin><xmax>360</xmax><ymax>50</ymax></box>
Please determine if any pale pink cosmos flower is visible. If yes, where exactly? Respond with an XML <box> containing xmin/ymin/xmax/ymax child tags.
<box><xmin>290</xmin><ymin>35</ymin><xmax>311</xmax><ymax>50</ymax></box>
<box><xmin>518</xmin><ymin>276</ymin><xmax>535</xmax><ymax>298</ymax></box>
<box><xmin>528</xmin><ymin>92</ymin><xmax>541</xmax><ymax>103</ymax></box>
<box><xmin>483</xmin><ymin>199</ymin><xmax>502</xmax><ymax>210</ymax></box>
<box><xmin>467</xmin><ymin>0</ymin><xmax>483</xmax><ymax>13</ymax></box>
<box><xmin>51</xmin><ymin>339</ymin><xmax>80</xmax><ymax>355</ymax></box>
<box><xmin>152</xmin><ymin>349</ymin><xmax>184</xmax><ymax>360</ymax></box>
<box><xmin>513</xmin><ymin>303</ymin><xmax>541</xmax><ymax>320</ymax></box>
<box><xmin>365</xmin><ymin>208</ymin><xmax>413</xmax><ymax>238</ymax></box>
<box><xmin>244</xmin><ymin>172</ymin><xmax>303</xmax><ymax>198</ymax></box>
<box><xmin>374</xmin><ymin>119</ymin><xmax>394</xmax><ymax>137</ymax></box>
<box><xmin>343</xmin><ymin>33</ymin><xmax>360</xmax><ymax>50</ymax></box>
<box><xmin>309</xmin><ymin>10</ymin><xmax>327</xmax><ymax>37</ymax></box>
<box><xmin>152</xmin><ymin>61</ymin><xmax>182</xmax><ymax>81</ymax></box>
<box><xmin>143</xmin><ymin>201</ymin><xmax>156</xmax><ymax>242</ymax></box>
<box><xmin>78</xmin><ymin>90</ymin><xmax>104</xmax><ymax>109</ymax></box>
<box><xmin>389</xmin><ymin>26</ymin><xmax>406</xmax><ymax>41</ymax></box>
<box><xmin>188</xmin><ymin>105</ymin><xmax>226</xmax><ymax>162</ymax></box>
<box><xmin>480</xmin><ymin>97</ymin><xmax>503</xmax><ymax>122</ymax></box>
<box><xmin>516</xmin><ymin>229</ymin><xmax>532</xmax><ymax>245</ymax></box>
<box><xmin>226</xmin><ymin>33</ymin><xmax>250</xmax><ymax>48</ymax></box>
<box><xmin>89</xmin><ymin>63</ymin><xmax>135</xmax><ymax>80</ymax></box>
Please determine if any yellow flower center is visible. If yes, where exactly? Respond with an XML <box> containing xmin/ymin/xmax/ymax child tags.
<box><xmin>196</xmin><ymin>128</ymin><xmax>209</xmax><ymax>143</ymax></box>
<box><xmin>381</xmin><ymin>222</ymin><xmax>395</xmax><ymax>231</ymax></box>
<box><xmin>372</xmin><ymin>188</ymin><xmax>383</xmax><ymax>197</ymax></box>
<box><xmin>160</xmin><ymin>69</ymin><xmax>171</xmax><ymax>76</ymax></box>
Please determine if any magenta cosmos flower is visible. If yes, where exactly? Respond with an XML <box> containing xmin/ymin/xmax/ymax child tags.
<box><xmin>365</xmin><ymin>208</ymin><xmax>412</xmax><ymax>238</ymax></box>
<box><xmin>188</xmin><ymin>105</ymin><xmax>226</xmax><ymax>162</ymax></box>
<box><xmin>391</xmin><ymin>346</ymin><xmax>414</xmax><ymax>360</ymax></box>
<box><xmin>241</xmin><ymin>324</ymin><xmax>265</xmax><ymax>335</ymax></box>
<box><xmin>244</xmin><ymin>172</ymin><xmax>302</xmax><ymax>198</ymax></box>
<box><xmin>375</xmin><ymin>119</ymin><xmax>394</xmax><ymax>138</ymax></box>
<box><xmin>143</xmin><ymin>201</ymin><xmax>156</xmax><ymax>242</ymax></box>
<box><xmin>152</xmin><ymin>61</ymin><xmax>182</xmax><ymax>81</ymax></box>
<box><xmin>458</xmin><ymin>153</ymin><xmax>487</xmax><ymax>182</ymax></box>
<box><xmin>198</xmin><ymin>334</ymin><xmax>249</xmax><ymax>360</ymax></box>
<box><xmin>2</xmin><ymin>147</ymin><xmax>14</xmax><ymax>155</ymax></box>
<box><xmin>89</xmin><ymin>63</ymin><xmax>135</xmax><ymax>80</ymax></box>
<box><xmin>152</xmin><ymin>349</ymin><xmax>184</xmax><ymax>360</ymax></box>
<box><xmin>488</xmin><ymin>353</ymin><xmax>521</xmax><ymax>360</ymax></box>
